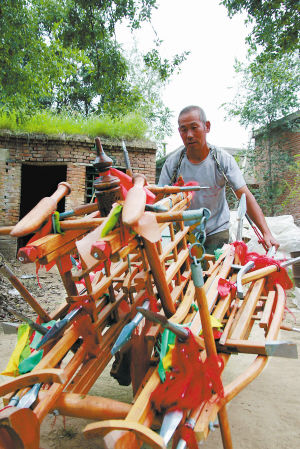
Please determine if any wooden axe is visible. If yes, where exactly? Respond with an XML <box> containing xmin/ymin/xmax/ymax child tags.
<box><xmin>10</xmin><ymin>182</ymin><xmax>71</xmax><ymax>237</ymax></box>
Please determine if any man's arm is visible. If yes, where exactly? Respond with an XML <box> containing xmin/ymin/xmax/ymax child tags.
<box><xmin>235</xmin><ymin>185</ymin><xmax>280</xmax><ymax>249</ymax></box>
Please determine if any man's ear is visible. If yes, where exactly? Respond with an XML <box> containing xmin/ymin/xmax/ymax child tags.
<box><xmin>205</xmin><ymin>121</ymin><xmax>211</xmax><ymax>133</ymax></box>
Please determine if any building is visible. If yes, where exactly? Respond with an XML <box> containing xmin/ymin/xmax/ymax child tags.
<box><xmin>253</xmin><ymin>111</ymin><xmax>300</xmax><ymax>224</ymax></box>
<box><xmin>0</xmin><ymin>131</ymin><xmax>157</xmax><ymax>258</ymax></box>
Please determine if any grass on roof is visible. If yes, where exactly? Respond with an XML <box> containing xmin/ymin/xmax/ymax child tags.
<box><xmin>0</xmin><ymin>109</ymin><xmax>149</xmax><ymax>140</ymax></box>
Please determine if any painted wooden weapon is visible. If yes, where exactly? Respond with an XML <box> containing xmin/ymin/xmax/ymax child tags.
<box><xmin>122</xmin><ymin>174</ymin><xmax>147</xmax><ymax>225</ymax></box>
<box><xmin>0</xmin><ymin>139</ymin><xmax>298</xmax><ymax>449</ymax></box>
<box><xmin>10</xmin><ymin>182</ymin><xmax>71</xmax><ymax>237</ymax></box>
<box><xmin>147</xmin><ymin>185</ymin><xmax>209</xmax><ymax>194</ymax></box>
<box><xmin>121</xmin><ymin>140</ymin><xmax>133</xmax><ymax>177</ymax></box>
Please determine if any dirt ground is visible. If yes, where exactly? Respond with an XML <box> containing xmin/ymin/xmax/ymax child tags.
<box><xmin>0</xmin><ymin>259</ymin><xmax>300</xmax><ymax>449</ymax></box>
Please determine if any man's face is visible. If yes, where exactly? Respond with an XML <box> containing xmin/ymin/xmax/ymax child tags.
<box><xmin>178</xmin><ymin>110</ymin><xmax>210</xmax><ymax>152</ymax></box>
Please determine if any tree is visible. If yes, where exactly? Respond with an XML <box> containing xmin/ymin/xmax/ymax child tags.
<box><xmin>0</xmin><ymin>0</ymin><xmax>187</xmax><ymax>140</ymax></box>
<box><xmin>220</xmin><ymin>0</ymin><xmax>299</xmax><ymax>60</ymax></box>
<box><xmin>126</xmin><ymin>42</ymin><xmax>188</xmax><ymax>144</ymax></box>
<box><xmin>223</xmin><ymin>53</ymin><xmax>300</xmax><ymax>215</ymax></box>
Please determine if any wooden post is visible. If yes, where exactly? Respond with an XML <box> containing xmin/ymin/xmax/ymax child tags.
<box><xmin>0</xmin><ymin>255</ymin><xmax>51</xmax><ymax>322</ymax></box>
<box><xmin>192</xmin><ymin>260</ymin><xmax>233</xmax><ymax>449</ymax></box>
<box><xmin>93</xmin><ymin>137</ymin><xmax>122</xmax><ymax>216</ymax></box>
<box><xmin>141</xmin><ymin>238</ymin><xmax>176</xmax><ymax>318</ymax></box>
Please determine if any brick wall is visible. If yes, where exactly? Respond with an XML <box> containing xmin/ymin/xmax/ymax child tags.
<box><xmin>275</xmin><ymin>130</ymin><xmax>300</xmax><ymax>224</ymax></box>
<box><xmin>254</xmin><ymin>113</ymin><xmax>300</xmax><ymax>226</ymax></box>
<box><xmin>0</xmin><ymin>132</ymin><xmax>156</xmax><ymax>257</ymax></box>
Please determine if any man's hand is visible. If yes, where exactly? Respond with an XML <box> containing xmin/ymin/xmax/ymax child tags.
<box><xmin>235</xmin><ymin>186</ymin><xmax>280</xmax><ymax>251</ymax></box>
<box><xmin>263</xmin><ymin>232</ymin><xmax>280</xmax><ymax>250</ymax></box>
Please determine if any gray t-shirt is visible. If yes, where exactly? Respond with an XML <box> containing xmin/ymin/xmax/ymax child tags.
<box><xmin>158</xmin><ymin>145</ymin><xmax>246</xmax><ymax>235</ymax></box>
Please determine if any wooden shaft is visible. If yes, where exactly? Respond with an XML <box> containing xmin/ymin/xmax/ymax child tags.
<box><xmin>34</xmin><ymin>343</ymin><xmax>87</xmax><ymax>423</ymax></box>
<box><xmin>34</xmin><ymin>325</ymin><xmax>80</xmax><ymax>371</ymax></box>
<box><xmin>218</xmin><ymin>407</ymin><xmax>233</xmax><ymax>449</ymax></box>
<box><xmin>241</xmin><ymin>265</ymin><xmax>277</xmax><ymax>284</ymax></box>
<box><xmin>154</xmin><ymin>192</ymin><xmax>192</xmax><ymax>211</ymax></box>
<box><xmin>195</xmin><ymin>285</ymin><xmax>217</xmax><ymax>357</ymax></box>
<box><xmin>148</xmin><ymin>185</ymin><xmax>200</xmax><ymax>193</ymax></box>
<box><xmin>0</xmin><ymin>226</ymin><xmax>13</xmax><ymax>235</ymax></box>
<box><xmin>194</xmin><ymin>279</ymin><xmax>233</xmax><ymax>449</ymax></box>
<box><xmin>0</xmin><ymin>261</ymin><xmax>51</xmax><ymax>322</ymax></box>
<box><xmin>155</xmin><ymin>211</ymin><xmax>186</xmax><ymax>223</ymax></box>
<box><xmin>37</xmin><ymin>391</ymin><xmax>131</xmax><ymax>420</ymax></box>
<box><xmin>60</xmin><ymin>217</ymin><xmax>104</xmax><ymax>230</ymax></box>
<box><xmin>56</xmin><ymin>258</ymin><xmax>78</xmax><ymax>296</ymax></box>
<box><xmin>68</xmin><ymin>202</ymin><xmax>98</xmax><ymax>216</ymax></box>
<box><xmin>141</xmin><ymin>238</ymin><xmax>176</xmax><ymax>317</ymax></box>
<box><xmin>49</xmin><ymin>182</ymin><xmax>71</xmax><ymax>203</ymax></box>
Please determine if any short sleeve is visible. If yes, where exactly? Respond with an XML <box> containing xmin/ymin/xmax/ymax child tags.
<box><xmin>223</xmin><ymin>153</ymin><xmax>246</xmax><ymax>191</ymax></box>
<box><xmin>158</xmin><ymin>160</ymin><xmax>173</xmax><ymax>186</ymax></box>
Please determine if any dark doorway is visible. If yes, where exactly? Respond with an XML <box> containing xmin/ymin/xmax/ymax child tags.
<box><xmin>18</xmin><ymin>164</ymin><xmax>67</xmax><ymax>248</ymax></box>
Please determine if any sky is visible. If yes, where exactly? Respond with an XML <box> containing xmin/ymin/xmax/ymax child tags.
<box><xmin>118</xmin><ymin>0</ymin><xmax>252</xmax><ymax>152</ymax></box>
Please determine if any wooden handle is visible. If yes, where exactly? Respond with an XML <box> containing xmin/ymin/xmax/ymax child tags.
<box><xmin>70</xmin><ymin>202</ymin><xmax>98</xmax><ymax>216</ymax></box>
<box><xmin>10</xmin><ymin>182</ymin><xmax>71</xmax><ymax>237</ymax></box>
<box><xmin>122</xmin><ymin>174</ymin><xmax>146</xmax><ymax>225</ymax></box>
<box><xmin>0</xmin><ymin>226</ymin><xmax>14</xmax><ymax>235</ymax></box>
<box><xmin>49</xmin><ymin>182</ymin><xmax>71</xmax><ymax>203</ymax></box>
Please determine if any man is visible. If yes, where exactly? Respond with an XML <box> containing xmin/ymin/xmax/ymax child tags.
<box><xmin>158</xmin><ymin>105</ymin><xmax>279</xmax><ymax>253</ymax></box>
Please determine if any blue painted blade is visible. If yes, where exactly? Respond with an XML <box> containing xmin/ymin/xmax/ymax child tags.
<box><xmin>145</xmin><ymin>204</ymin><xmax>168</xmax><ymax>212</ymax></box>
<box><xmin>36</xmin><ymin>307</ymin><xmax>82</xmax><ymax>350</ymax></box>
<box><xmin>111</xmin><ymin>301</ymin><xmax>150</xmax><ymax>355</ymax></box>
<box><xmin>8</xmin><ymin>393</ymin><xmax>20</xmax><ymax>406</ymax></box>
<box><xmin>18</xmin><ymin>383</ymin><xmax>42</xmax><ymax>408</ymax></box>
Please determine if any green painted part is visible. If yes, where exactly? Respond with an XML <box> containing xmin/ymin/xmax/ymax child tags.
<box><xmin>100</xmin><ymin>204</ymin><xmax>122</xmax><ymax>237</ymax></box>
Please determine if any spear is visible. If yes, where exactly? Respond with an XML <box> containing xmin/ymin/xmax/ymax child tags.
<box><xmin>236</xmin><ymin>193</ymin><xmax>246</xmax><ymax>242</ymax></box>
<box><xmin>6</xmin><ymin>306</ymin><xmax>48</xmax><ymax>336</ymax></box>
<box><xmin>122</xmin><ymin>140</ymin><xmax>133</xmax><ymax>177</ymax></box>
<box><xmin>111</xmin><ymin>301</ymin><xmax>150</xmax><ymax>355</ymax></box>
<box><xmin>36</xmin><ymin>307</ymin><xmax>82</xmax><ymax>350</ymax></box>
<box><xmin>147</xmin><ymin>185</ymin><xmax>209</xmax><ymax>194</ymax></box>
<box><xmin>17</xmin><ymin>383</ymin><xmax>42</xmax><ymax>409</ymax></box>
